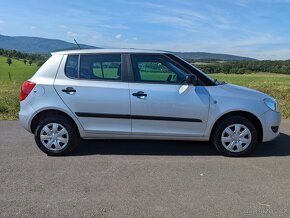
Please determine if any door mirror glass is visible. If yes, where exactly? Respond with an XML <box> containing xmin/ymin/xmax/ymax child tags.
<box><xmin>186</xmin><ymin>74</ymin><xmax>198</xmax><ymax>85</ymax></box>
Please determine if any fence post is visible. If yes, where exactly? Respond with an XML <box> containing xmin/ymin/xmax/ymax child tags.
<box><xmin>8</xmin><ymin>72</ymin><xmax>12</xmax><ymax>81</ymax></box>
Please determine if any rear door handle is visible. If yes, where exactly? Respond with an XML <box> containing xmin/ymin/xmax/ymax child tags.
<box><xmin>62</xmin><ymin>87</ymin><xmax>76</xmax><ymax>94</ymax></box>
<box><xmin>132</xmin><ymin>91</ymin><xmax>147</xmax><ymax>98</ymax></box>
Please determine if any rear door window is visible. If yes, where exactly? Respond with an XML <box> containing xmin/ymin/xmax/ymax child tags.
<box><xmin>80</xmin><ymin>54</ymin><xmax>121</xmax><ymax>81</ymax></box>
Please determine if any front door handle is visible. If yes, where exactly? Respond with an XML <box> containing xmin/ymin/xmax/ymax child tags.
<box><xmin>132</xmin><ymin>91</ymin><xmax>147</xmax><ymax>98</ymax></box>
<box><xmin>62</xmin><ymin>87</ymin><xmax>76</xmax><ymax>94</ymax></box>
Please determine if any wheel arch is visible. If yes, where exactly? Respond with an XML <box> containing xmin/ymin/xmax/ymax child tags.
<box><xmin>210</xmin><ymin>111</ymin><xmax>263</xmax><ymax>142</ymax></box>
<box><xmin>30</xmin><ymin>109</ymin><xmax>80</xmax><ymax>136</ymax></box>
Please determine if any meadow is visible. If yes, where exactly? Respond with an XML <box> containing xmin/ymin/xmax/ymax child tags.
<box><xmin>0</xmin><ymin>56</ymin><xmax>289</xmax><ymax>119</ymax></box>
<box><xmin>0</xmin><ymin>56</ymin><xmax>37</xmax><ymax>119</ymax></box>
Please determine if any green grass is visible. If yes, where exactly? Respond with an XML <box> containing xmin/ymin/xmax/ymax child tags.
<box><xmin>0</xmin><ymin>56</ymin><xmax>38</xmax><ymax>119</ymax></box>
<box><xmin>0</xmin><ymin>57</ymin><xmax>289</xmax><ymax>119</ymax></box>
<box><xmin>0</xmin><ymin>56</ymin><xmax>38</xmax><ymax>81</ymax></box>
<box><xmin>210</xmin><ymin>73</ymin><xmax>290</xmax><ymax>118</ymax></box>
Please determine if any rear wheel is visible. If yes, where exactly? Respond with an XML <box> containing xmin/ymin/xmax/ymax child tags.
<box><xmin>34</xmin><ymin>116</ymin><xmax>78</xmax><ymax>155</ymax></box>
<box><xmin>212</xmin><ymin>116</ymin><xmax>258</xmax><ymax>157</ymax></box>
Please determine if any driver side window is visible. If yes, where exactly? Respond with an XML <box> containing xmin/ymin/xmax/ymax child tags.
<box><xmin>131</xmin><ymin>55</ymin><xmax>187</xmax><ymax>84</ymax></box>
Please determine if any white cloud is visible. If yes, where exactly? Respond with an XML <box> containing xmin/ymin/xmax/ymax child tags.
<box><xmin>230</xmin><ymin>35</ymin><xmax>290</xmax><ymax>47</ymax></box>
<box><xmin>67</xmin><ymin>31</ymin><xmax>78</xmax><ymax>37</ymax></box>
<box><xmin>97</xmin><ymin>24</ymin><xmax>127</xmax><ymax>29</ymax></box>
<box><xmin>252</xmin><ymin>49</ymin><xmax>290</xmax><ymax>60</ymax></box>
<box><xmin>92</xmin><ymin>34</ymin><xmax>101</xmax><ymax>40</ymax></box>
<box><xmin>59</xmin><ymin>25</ymin><xmax>67</xmax><ymax>29</ymax></box>
<box><xmin>146</xmin><ymin>14</ymin><xmax>201</xmax><ymax>33</ymax></box>
<box><xmin>89</xmin><ymin>33</ymin><xmax>103</xmax><ymax>44</ymax></box>
<box><xmin>115</xmin><ymin>34</ymin><xmax>122</xmax><ymax>39</ymax></box>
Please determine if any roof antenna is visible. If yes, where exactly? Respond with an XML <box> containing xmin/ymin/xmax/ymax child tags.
<box><xmin>74</xmin><ymin>38</ymin><xmax>81</xmax><ymax>49</ymax></box>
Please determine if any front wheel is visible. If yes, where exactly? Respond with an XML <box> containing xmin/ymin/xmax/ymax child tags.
<box><xmin>212</xmin><ymin>116</ymin><xmax>258</xmax><ymax>157</ymax></box>
<box><xmin>34</xmin><ymin>116</ymin><xmax>78</xmax><ymax>156</ymax></box>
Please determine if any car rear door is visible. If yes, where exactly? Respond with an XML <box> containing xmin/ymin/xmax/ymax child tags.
<box><xmin>54</xmin><ymin>53</ymin><xmax>131</xmax><ymax>135</ymax></box>
<box><xmin>129</xmin><ymin>54</ymin><xmax>210</xmax><ymax>137</ymax></box>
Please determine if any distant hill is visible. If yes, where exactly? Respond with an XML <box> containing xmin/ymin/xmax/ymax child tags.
<box><xmin>0</xmin><ymin>34</ymin><xmax>98</xmax><ymax>53</ymax></box>
<box><xmin>0</xmin><ymin>34</ymin><xmax>255</xmax><ymax>60</ymax></box>
<box><xmin>173</xmin><ymin>52</ymin><xmax>256</xmax><ymax>61</ymax></box>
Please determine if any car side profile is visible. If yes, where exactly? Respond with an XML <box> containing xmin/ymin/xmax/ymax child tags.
<box><xmin>19</xmin><ymin>49</ymin><xmax>281</xmax><ymax>157</ymax></box>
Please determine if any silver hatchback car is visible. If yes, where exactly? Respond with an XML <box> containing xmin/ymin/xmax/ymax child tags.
<box><xmin>19</xmin><ymin>49</ymin><xmax>281</xmax><ymax>156</ymax></box>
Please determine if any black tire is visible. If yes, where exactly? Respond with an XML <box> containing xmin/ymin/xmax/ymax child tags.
<box><xmin>34</xmin><ymin>116</ymin><xmax>78</xmax><ymax>156</ymax></box>
<box><xmin>211</xmin><ymin>115</ymin><xmax>258</xmax><ymax>157</ymax></box>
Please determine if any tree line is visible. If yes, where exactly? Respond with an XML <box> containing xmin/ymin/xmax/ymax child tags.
<box><xmin>0</xmin><ymin>48</ymin><xmax>48</xmax><ymax>67</ymax></box>
<box><xmin>6</xmin><ymin>57</ymin><xmax>33</xmax><ymax>66</ymax></box>
<box><xmin>189</xmin><ymin>59</ymin><xmax>290</xmax><ymax>75</ymax></box>
<box><xmin>1</xmin><ymin>47</ymin><xmax>290</xmax><ymax>74</ymax></box>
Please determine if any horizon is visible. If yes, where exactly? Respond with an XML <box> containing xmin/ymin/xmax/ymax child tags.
<box><xmin>0</xmin><ymin>0</ymin><xmax>290</xmax><ymax>60</ymax></box>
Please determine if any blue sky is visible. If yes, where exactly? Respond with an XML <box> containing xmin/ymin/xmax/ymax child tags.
<box><xmin>0</xmin><ymin>0</ymin><xmax>290</xmax><ymax>59</ymax></box>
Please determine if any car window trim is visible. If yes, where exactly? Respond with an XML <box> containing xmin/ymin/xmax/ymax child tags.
<box><xmin>77</xmin><ymin>54</ymin><xmax>80</xmax><ymax>79</ymax></box>
<box><xmin>64</xmin><ymin>53</ymin><xmax>129</xmax><ymax>83</ymax></box>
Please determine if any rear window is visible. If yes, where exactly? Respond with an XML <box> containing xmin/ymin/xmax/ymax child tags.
<box><xmin>64</xmin><ymin>54</ymin><xmax>122</xmax><ymax>81</ymax></box>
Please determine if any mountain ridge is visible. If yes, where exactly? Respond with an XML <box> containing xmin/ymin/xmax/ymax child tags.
<box><xmin>0</xmin><ymin>34</ymin><xmax>97</xmax><ymax>53</ymax></box>
<box><xmin>0</xmin><ymin>34</ymin><xmax>255</xmax><ymax>60</ymax></box>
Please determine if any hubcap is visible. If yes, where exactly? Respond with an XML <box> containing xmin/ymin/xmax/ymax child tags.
<box><xmin>40</xmin><ymin>123</ymin><xmax>69</xmax><ymax>151</ymax></box>
<box><xmin>221</xmin><ymin>124</ymin><xmax>252</xmax><ymax>153</ymax></box>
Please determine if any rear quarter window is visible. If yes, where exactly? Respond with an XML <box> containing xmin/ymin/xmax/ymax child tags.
<box><xmin>65</xmin><ymin>55</ymin><xmax>79</xmax><ymax>79</ymax></box>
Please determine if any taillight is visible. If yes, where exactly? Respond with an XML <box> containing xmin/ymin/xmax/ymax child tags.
<box><xmin>19</xmin><ymin>81</ymin><xmax>36</xmax><ymax>101</ymax></box>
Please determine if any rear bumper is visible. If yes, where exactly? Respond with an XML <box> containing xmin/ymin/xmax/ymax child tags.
<box><xmin>19</xmin><ymin>101</ymin><xmax>35</xmax><ymax>133</ymax></box>
<box><xmin>259</xmin><ymin>109</ymin><xmax>281</xmax><ymax>142</ymax></box>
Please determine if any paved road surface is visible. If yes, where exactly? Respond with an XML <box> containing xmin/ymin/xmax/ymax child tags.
<box><xmin>0</xmin><ymin>120</ymin><xmax>290</xmax><ymax>217</ymax></box>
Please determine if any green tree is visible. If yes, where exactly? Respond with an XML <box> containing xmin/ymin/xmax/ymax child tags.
<box><xmin>37</xmin><ymin>61</ymin><xmax>44</xmax><ymax>67</ymax></box>
<box><xmin>28</xmin><ymin>60</ymin><xmax>32</xmax><ymax>66</ymax></box>
<box><xmin>6</xmin><ymin>58</ymin><xmax>12</xmax><ymax>66</ymax></box>
<box><xmin>23</xmin><ymin>59</ymin><xmax>27</xmax><ymax>65</ymax></box>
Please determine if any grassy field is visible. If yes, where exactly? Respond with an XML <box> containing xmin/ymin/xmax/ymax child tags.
<box><xmin>0</xmin><ymin>56</ymin><xmax>289</xmax><ymax>119</ymax></box>
<box><xmin>0</xmin><ymin>56</ymin><xmax>38</xmax><ymax>119</ymax></box>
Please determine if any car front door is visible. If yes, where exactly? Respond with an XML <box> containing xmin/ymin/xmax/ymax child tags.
<box><xmin>54</xmin><ymin>53</ymin><xmax>131</xmax><ymax>135</ymax></box>
<box><xmin>129</xmin><ymin>54</ymin><xmax>210</xmax><ymax>137</ymax></box>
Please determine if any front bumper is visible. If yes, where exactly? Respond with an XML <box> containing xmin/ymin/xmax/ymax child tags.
<box><xmin>259</xmin><ymin>109</ymin><xmax>281</xmax><ymax>142</ymax></box>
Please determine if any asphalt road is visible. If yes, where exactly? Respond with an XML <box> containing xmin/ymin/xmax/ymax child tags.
<box><xmin>0</xmin><ymin>120</ymin><xmax>290</xmax><ymax>218</ymax></box>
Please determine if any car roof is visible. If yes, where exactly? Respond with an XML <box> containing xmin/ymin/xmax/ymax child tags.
<box><xmin>51</xmin><ymin>48</ymin><xmax>169</xmax><ymax>55</ymax></box>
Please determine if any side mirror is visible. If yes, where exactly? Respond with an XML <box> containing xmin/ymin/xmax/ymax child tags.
<box><xmin>185</xmin><ymin>74</ymin><xmax>198</xmax><ymax>85</ymax></box>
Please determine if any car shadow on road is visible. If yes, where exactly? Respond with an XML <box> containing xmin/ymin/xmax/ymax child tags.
<box><xmin>70</xmin><ymin>133</ymin><xmax>290</xmax><ymax>157</ymax></box>
<box><xmin>252</xmin><ymin>133</ymin><xmax>290</xmax><ymax>157</ymax></box>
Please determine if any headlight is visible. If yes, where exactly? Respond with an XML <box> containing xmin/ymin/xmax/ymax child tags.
<box><xmin>263</xmin><ymin>98</ymin><xmax>279</xmax><ymax>112</ymax></box>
